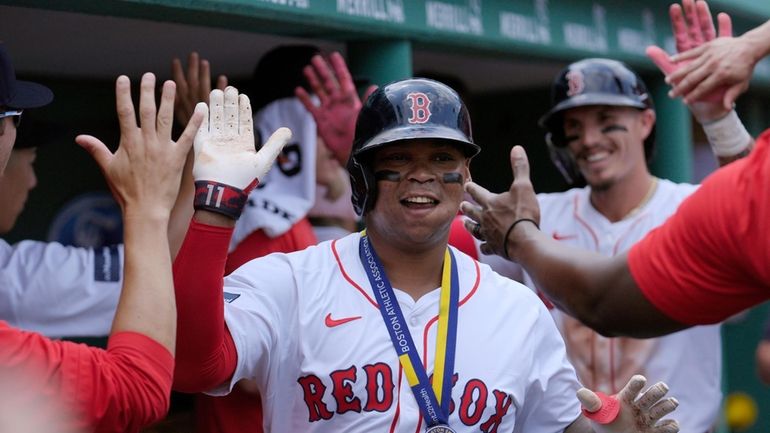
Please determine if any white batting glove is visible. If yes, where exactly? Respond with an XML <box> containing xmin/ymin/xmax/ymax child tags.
<box><xmin>578</xmin><ymin>375</ymin><xmax>680</xmax><ymax>433</ymax></box>
<box><xmin>192</xmin><ymin>86</ymin><xmax>292</xmax><ymax>219</ymax></box>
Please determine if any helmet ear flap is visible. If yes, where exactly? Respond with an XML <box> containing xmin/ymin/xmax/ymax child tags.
<box><xmin>546</xmin><ymin>133</ymin><xmax>582</xmax><ymax>185</ymax></box>
<box><xmin>348</xmin><ymin>157</ymin><xmax>376</xmax><ymax>216</ymax></box>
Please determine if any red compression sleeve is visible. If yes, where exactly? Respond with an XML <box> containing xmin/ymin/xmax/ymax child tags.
<box><xmin>172</xmin><ymin>220</ymin><xmax>238</xmax><ymax>392</ymax></box>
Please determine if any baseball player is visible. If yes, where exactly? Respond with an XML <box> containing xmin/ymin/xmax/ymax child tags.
<box><xmin>170</xmin><ymin>47</ymin><xmax>371</xmax><ymax>433</ymax></box>
<box><xmin>171</xmin><ymin>79</ymin><xmax>679</xmax><ymax>432</ymax></box>
<box><xmin>478</xmin><ymin>57</ymin><xmax>731</xmax><ymax>433</ymax></box>
<box><xmin>1</xmin><ymin>36</ymin><xmax>204</xmax><ymax>431</ymax></box>
<box><xmin>456</xmin><ymin>4</ymin><xmax>749</xmax><ymax>430</ymax></box>
<box><xmin>461</xmin><ymin>2</ymin><xmax>769</xmax><ymax>338</ymax></box>
<box><xmin>0</xmin><ymin>62</ymin><xmax>126</xmax><ymax>339</ymax></box>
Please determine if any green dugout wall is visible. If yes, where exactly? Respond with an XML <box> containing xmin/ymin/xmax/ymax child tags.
<box><xmin>2</xmin><ymin>1</ymin><xmax>770</xmax><ymax>431</ymax></box>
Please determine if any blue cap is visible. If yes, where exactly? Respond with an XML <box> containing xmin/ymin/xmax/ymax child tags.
<box><xmin>0</xmin><ymin>43</ymin><xmax>53</xmax><ymax>109</ymax></box>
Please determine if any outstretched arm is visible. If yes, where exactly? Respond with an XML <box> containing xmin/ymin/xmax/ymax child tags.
<box><xmin>0</xmin><ymin>72</ymin><xmax>200</xmax><ymax>432</ymax></box>
<box><xmin>461</xmin><ymin>146</ymin><xmax>687</xmax><ymax>338</ymax></box>
<box><xmin>172</xmin><ymin>86</ymin><xmax>291</xmax><ymax>392</ymax></box>
<box><xmin>76</xmin><ymin>73</ymin><xmax>201</xmax><ymax>354</ymax></box>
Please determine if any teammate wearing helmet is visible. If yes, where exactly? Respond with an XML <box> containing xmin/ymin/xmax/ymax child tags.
<box><xmin>482</xmin><ymin>57</ymin><xmax>740</xmax><ymax>433</ymax></box>
<box><xmin>171</xmin><ymin>78</ymin><xmax>679</xmax><ymax>432</ymax></box>
<box><xmin>456</xmin><ymin>9</ymin><xmax>753</xmax><ymax>432</ymax></box>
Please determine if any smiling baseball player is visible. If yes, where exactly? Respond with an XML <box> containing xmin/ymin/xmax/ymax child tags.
<box><xmin>170</xmin><ymin>79</ymin><xmax>679</xmax><ymax>433</ymax></box>
<box><xmin>456</xmin><ymin>4</ymin><xmax>752</xmax><ymax>431</ymax></box>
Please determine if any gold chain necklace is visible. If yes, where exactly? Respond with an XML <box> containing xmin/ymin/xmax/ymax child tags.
<box><xmin>622</xmin><ymin>177</ymin><xmax>659</xmax><ymax>220</ymax></box>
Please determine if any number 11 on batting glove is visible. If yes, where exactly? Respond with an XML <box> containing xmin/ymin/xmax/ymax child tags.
<box><xmin>192</xmin><ymin>86</ymin><xmax>292</xmax><ymax>219</ymax></box>
<box><xmin>578</xmin><ymin>375</ymin><xmax>680</xmax><ymax>433</ymax></box>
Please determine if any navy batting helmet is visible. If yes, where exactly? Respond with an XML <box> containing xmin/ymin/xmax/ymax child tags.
<box><xmin>348</xmin><ymin>78</ymin><xmax>479</xmax><ymax>215</ymax></box>
<box><xmin>539</xmin><ymin>58</ymin><xmax>655</xmax><ymax>184</ymax></box>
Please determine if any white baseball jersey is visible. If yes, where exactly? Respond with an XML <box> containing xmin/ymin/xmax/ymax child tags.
<box><xmin>0</xmin><ymin>238</ymin><xmax>122</xmax><ymax>338</ymax></box>
<box><xmin>216</xmin><ymin>233</ymin><xmax>582</xmax><ymax>432</ymax></box>
<box><xmin>490</xmin><ymin>179</ymin><xmax>722</xmax><ymax>433</ymax></box>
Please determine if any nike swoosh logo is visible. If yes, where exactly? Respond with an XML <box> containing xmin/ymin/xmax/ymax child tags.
<box><xmin>325</xmin><ymin>313</ymin><xmax>362</xmax><ymax>328</ymax></box>
<box><xmin>552</xmin><ymin>232</ymin><xmax>577</xmax><ymax>241</ymax></box>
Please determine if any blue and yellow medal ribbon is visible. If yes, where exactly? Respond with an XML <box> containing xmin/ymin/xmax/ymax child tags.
<box><xmin>359</xmin><ymin>233</ymin><xmax>459</xmax><ymax>427</ymax></box>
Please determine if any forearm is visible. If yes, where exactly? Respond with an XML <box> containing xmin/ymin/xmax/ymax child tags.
<box><xmin>742</xmin><ymin>19</ymin><xmax>770</xmax><ymax>62</ymax></box>
<box><xmin>511</xmin><ymin>226</ymin><xmax>619</xmax><ymax>331</ymax></box>
<box><xmin>168</xmin><ymin>151</ymin><xmax>195</xmax><ymax>260</ymax></box>
<box><xmin>510</xmin><ymin>224</ymin><xmax>682</xmax><ymax>338</ymax></box>
<box><xmin>172</xmin><ymin>217</ymin><xmax>237</xmax><ymax>391</ymax></box>
<box><xmin>111</xmin><ymin>214</ymin><xmax>175</xmax><ymax>353</ymax></box>
<box><xmin>716</xmin><ymin>143</ymin><xmax>752</xmax><ymax>166</ymax></box>
<box><xmin>697</xmin><ymin>109</ymin><xmax>755</xmax><ymax>167</ymax></box>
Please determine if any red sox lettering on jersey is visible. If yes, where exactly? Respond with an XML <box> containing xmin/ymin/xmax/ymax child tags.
<box><xmin>221</xmin><ymin>234</ymin><xmax>582</xmax><ymax>432</ymax></box>
<box><xmin>407</xmin><ymin>92</ymin><xmax>432</xmax><ymax>124</ymax></box>
<box><xmin>298</xmin><ymin>367</ymin><xmax>513</xmax><ymax>432</ymax></box>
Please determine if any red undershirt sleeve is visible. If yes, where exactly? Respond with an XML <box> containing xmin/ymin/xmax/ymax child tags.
<box><xmin>172</xmin><ymin>220</ymin><xmax>238</xmax><ymax>392</ymax></box>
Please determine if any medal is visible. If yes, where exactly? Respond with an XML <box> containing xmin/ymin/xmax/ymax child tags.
<box><xmin>425</xmin><ymin>425</ymin><xmax>457</xmax><ymax>433</ymax></box>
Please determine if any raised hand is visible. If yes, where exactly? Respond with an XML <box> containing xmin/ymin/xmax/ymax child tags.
<box><xmin>192</xmin><ymin>86</ymin><xmax>291</xmax><ymax>219</ymax></box>
<box><xmin>460</xmin><ymin>145</ymin><xmax>540</xmax><ymax>260</ymax></box>
<box><xmin>172</xmin><ymin>52</ymin><xmax>228</xmax><ymax>127</ymax></box>
<box><xmin>579</xmin><ymin>375</ymin><xmax>679</xmax><ymax>433</ymax></box>
<box><xmin>295</xmin><ymin>51</ymin><xmax>377</xmax><ymax>165</ymax></box>
<box><xmin>76</xmin><ymin>73</ymin><xmax>202</xmax><ymax>218</ymax></box>
<box><xmin>646</xmin><ymin>0</ymin><xmax>733</xmax><ymax>116</ymax></box>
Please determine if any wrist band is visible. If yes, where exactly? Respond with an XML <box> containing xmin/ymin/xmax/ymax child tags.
<box><xmin>193</xmin><ymin>179</ymin><xmax>258</xmax><ymax>220</ymax></box>
<box><xmin>581</xmin><ymin>392</ymin><xmax>620</xmax><ymax>424</ymax></box>
<box><xmin>701</xmin><ymin>110</ymin><xmax>751</xmax><ymax>157</ymax></box>
<box><xmin>503</xmin><ymin>218</ymin><xmax>539</xmax><ymax>260</ymax></box>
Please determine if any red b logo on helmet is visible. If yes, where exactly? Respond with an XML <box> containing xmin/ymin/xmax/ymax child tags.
<box><xmin>406</xmin><ymin>92</ymin><xmax>431</xmax><ymax>124</ymax></box>
<box><xmin>566</xmin><ymin>70</ymin><xmax>585</xmax><ymax>97</ymax></box>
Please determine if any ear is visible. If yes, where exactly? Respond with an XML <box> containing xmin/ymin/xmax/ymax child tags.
<box><xmin>639</xmin><ymin>108</ymin><xmax>656</xmax><ymax>141</ymax></box>
<box><xmin>463</xmin><ymin>158</ymin><xmax>472</xmax><ymax>183</ymax></box>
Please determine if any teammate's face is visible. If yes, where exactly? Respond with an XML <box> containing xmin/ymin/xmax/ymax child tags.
<box><xmin>563</xmin><ymin>105</ymin><xmax>654</xmax><ymax>190</ymax></box>
<box><xmin>367</xmin><ymin>139</ymin><xmax>470</xmax><ymax>249</ymax></box>
<box><xmin>0</xmin><ymin>114</ymin><xmax>18</xmax><ymax>175</ymax></box>
<box><xmin>0</xmin><ymin>147</ymin><xmax>38</xmax><ymax>233</ymax></box>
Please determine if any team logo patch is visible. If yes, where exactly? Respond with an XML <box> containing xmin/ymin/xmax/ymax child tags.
<box><xmin>94</xmin><ymin>245</ymin><xmax>121</xmax><ymax>282</ymax></box>
<box><xmin>566</xmin><ymin>70</ymin><xmax>585</xmax><ymax>97</ymax></box>
<box><xmin>223</xmin><ymin>292</ymin><xmax>241</xmax><ymax>303</ymax></box>
<box><xmin>406</xmin><ymin>92</ymin><xmax>431</xmax><ymax>124</ymax></box>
